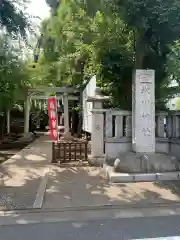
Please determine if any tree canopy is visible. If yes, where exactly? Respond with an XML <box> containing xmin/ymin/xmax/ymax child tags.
<box><xmin>1</xmin><ymin>0</ymin><xmax>180</xmax><ymax>112</ymax></box>
<box><xmin>30</xmin><ymin>0</ymin><xmax>180</xmax><ymax>109</ymax></box>
<box><xmin>0</xmin><ymin>0</ymin><xmax>32</xmax><ymax>38</ymax></box>
<box><xmin>0</xmin><ymin>34</ymin><xmax>31</xmax><ymax>111</ymax></box>
<box><xmin>0</xmin><ymin>0</ymin><xmax>33</xmax><ymax>112</ymax></box>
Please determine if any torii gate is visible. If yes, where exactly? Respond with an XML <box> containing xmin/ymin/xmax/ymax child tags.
<box><xmin>23</xmin><ymin>86</ymin><xmax>80</xmax><ymax>136</ymax></box>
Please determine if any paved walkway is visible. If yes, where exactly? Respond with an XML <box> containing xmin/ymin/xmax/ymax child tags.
<box><xmin>0</xmin><ymin>134</ymin><xmax>180</xmax><ymax>211</ymax></box>
<box><xmin>43</xmin><ymin>166</ymin><xmax>180</xmax><ymax>210</ymax></box>
<box><xmin>0</xmin><ymin>135</ymin><xmax>51</xmax><ymax>210</ymax></box>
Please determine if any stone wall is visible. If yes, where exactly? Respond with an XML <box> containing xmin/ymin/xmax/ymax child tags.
<box><xmin>103</xmin><ymin>110</ymin><xmax>180</xmax><ymax>160</ymax></box>
<box><xmin>82</xmin><ymin>72</ymin><xmax>180</xmax><ymax>162</ymax></box>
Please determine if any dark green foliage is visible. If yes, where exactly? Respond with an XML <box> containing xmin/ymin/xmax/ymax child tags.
<box><xmin>0</xmin><ymin>0</ymin><xmax>31</xmax><ymax>37</ymax></box>
<box><xmin>33</xmin><ymin>0</ymin><xmax>180</xmax><ymax>109</ymax></box>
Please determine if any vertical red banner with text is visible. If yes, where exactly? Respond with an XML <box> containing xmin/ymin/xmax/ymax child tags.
<box><xmin>48</xmin><ymin>97</ymin><xmax>58</xmax><ymax>142</ymax></box>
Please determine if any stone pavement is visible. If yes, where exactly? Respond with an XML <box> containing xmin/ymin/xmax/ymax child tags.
<box><xmin>1</xmin><ymin>134</ymin><xmax>180</xmax><ymax>212</ymax></box>
<box><xmin>0</xmin><ymin>135</ymin><xmax>51</xmax><ymax>210</ymax></box>
<box><xmin>43</xmin><ymin>165</ymin><xmax>180</xmax><ymax>210</ymax></box>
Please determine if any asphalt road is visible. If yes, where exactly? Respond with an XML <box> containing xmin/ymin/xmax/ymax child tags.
<box><xmin>1</xmin><ymin>215</ymin><xmax>180</xmax><ymax>240</ymax></box>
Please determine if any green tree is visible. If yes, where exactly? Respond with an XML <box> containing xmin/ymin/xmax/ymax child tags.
<box><xmin>36</xmin><ymin>0</ymin><xmax>180</xmax><ymax>109</ymax></box>
<box><xmin>0</xmin><ymin>0</ymin><xmax>33</xmax><ymax>109</ymax></box>
<box><xmin>0</xmin><ymin>1</ymin><xmax>36</xmax><ymax>138</ymax></box>
<box><xmin>0</xmin><ymin>0</ymin><xmax>31</xmax><ymax>37</ymax></box>
<box><xmin>45</xmin><ymin>0</ymin><xmax>59</xmax><ymax>14</ymax></box>
<box><xmin>107</xmin><ymin>0</ymin><xmax>180</xmax><ymax>68</ymax></box>
<box><xmin>167</xmin><ymin>41</ymin><xmax>180</xmax><ymax>83</ymax></box>
<box><xmin>0</xmin><ymin>35</ymin><xmax>29</xmax><ymax>111</ymax></box>
<box><xmin>0</xmin><ymin>34</ymin><xmax>31</xmax><ymax>138</ymax></box>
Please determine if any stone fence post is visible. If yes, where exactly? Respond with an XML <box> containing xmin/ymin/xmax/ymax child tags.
<box><xmin>91</xmin><ymin>109</ymin><xmax>104</xmax><ymax>159</ymax></box>
<box><xmin>171</xmin><ymin>111</ymin><xmax>180</xmax><ymax>138</ymax></box>
<box><xmin>156</xmin><ymin>112</ymin><xmax>168</xmax><ymax>138</ymax></box>
<box><xmin>86</xmin><ymin>92</ymin><xmax>109</xmax><ymax>166</ymax></box>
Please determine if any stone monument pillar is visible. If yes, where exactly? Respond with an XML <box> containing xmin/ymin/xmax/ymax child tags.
<box><xmin>132</xmin><ymin>70</ymin><xmax>155</xmax><ymax>153</ymax></box>
<box><xmin>91</xmin><ymin>108</ymin><xmax>104</xmax><ymax>158</ymax></box>
<box><xmin>113</xmin><ymin>69</ymin><xmax>179</xmax><ymax>173</ymax></box>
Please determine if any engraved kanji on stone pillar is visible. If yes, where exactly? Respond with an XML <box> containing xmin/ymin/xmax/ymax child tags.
<box><xmin>132</xmin><ymin>70</ymin><xmax>155</xmax><ymax>153</ymax></box>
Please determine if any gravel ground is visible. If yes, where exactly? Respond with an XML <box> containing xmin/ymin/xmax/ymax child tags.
<box><xmin>0</xmin><ymin>178</ymin><xmax>41</xmax><ymax>210</ymax></box>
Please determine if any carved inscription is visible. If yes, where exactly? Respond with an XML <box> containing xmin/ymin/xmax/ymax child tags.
<box><xmin>140</xmin><ymin>113</ymin><xmax>150</xmax><ymax>119</ymax></box>
<box><xmin>140</xmin><ymin>84</ymin><xmax>151</xmax><ymax>121</ymax></box>
<box><xmin>141</xmin><ymin>128</ymin><xmax>151</xmax><ymax>136</ymax></box>
<box><xmin>139</xmin><ymin>71</ymin><xmax>153</xmax><ymax>83</ymax></box>
<box><xmin>140</xmin><ymin>76</ymin><xmax>152</xmax><ymax>136</ymax></box>
<box><xmin>96</xmin><ymin>125</ymin><xmax>100</xmax><ymax>131</ymax></box>
<box><xmin>140</xmin><ymin>84</ymin><xmax>150</xmax><ymax>94</ymax></box>
<box><xmin>141</xmin><ymin>100</ymin><xmax>150</xmax><ymax>104</ymax></box>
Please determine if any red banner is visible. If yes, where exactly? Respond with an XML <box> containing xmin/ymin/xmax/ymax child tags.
<box><xmin>48</xmin><ymin>97</ymin><xmax>58</xmax><ymax>141</ymax></box>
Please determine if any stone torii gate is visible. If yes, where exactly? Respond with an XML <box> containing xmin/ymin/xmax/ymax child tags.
<box><xmin>23</xmin><ymin>86</ymin><xmax>80</xmax><ymax>136</ymax></box>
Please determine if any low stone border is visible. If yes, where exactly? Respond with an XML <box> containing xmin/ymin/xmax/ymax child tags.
<box><xmin>2</xmin><ymin>205</ymin><xmax>180</xmax><ymax>226</ymax></box>
<box><xmin>0</xmin><ymin>140</ymin><xmax>33</xmax><ymax>150</ymax></box>
<box><xmin>33</xmin><ymin>168</ymin><xmax>51</xmax><ymax>209</ymax></box>
<box><xmin>0</xmin><ymin>134</ymin><xmax>38</xmax><ymax>150</ymax></box>
<box><xmin>103</xmin><ymin>164</ymin><xmax>180</xmax><ymax>183</ymax></box>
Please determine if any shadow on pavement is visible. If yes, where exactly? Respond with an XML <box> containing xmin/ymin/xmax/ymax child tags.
<box><xmin>0</xmin><ymin>136</ymin><xmax>51</xmax><ymax>210</ymax></box>
<box><xmin>43</xmin><ymin>165</ymin><xmax>180</xmax><ymax>209</ymax></box>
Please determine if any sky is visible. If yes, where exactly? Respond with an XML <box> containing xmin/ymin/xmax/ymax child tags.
<box><xmin>17</xmin><ymin>0</ymin><xmax>50</xmax><ymax>57</ymax></box>
<box><xmin>26</xmin><ymin>0</ymin><xmax>50</xmax><ymax>47</ymax></box>
<box><xmin>27</xmin><ymin>0</ymin><xmax>50</xmax><ymax>22</ymax></box>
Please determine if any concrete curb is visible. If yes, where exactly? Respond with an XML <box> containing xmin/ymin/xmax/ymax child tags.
<box><xmin>103</xmin><ymin>164</ymin><xmax>180</xmax><ymax>183</ymax></box>
<box><xmin>2</xmin><ymin>205</ymin><xmax>180</xmax><ymax>226</ymax></box>
<box><xmin>33</xmin><ymin>168</ymin><xmax>51</xmax><ymax>209</ymax></box>
<box><xmin>2</xmin><ymin>201</ymin><xmax>180</xmax><ymax>216</ymax></box>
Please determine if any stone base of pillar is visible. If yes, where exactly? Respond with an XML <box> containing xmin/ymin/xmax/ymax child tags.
<box><xmin>108</xmin><ymin>152</ymin><xmax>179</xmax><ymax>173</ymax></box>
<box><xmin>88</xmin><ymin>155</ymin><xmax>105</xmax><ymax>167</ymax></box>
<box><xmin>22</xmin><ymin>132</ymin><xmax>36</xmax><ymax>141</ymax></box>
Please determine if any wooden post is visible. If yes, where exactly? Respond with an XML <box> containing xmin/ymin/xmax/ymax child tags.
<box><xmin>63</xmin><ymin>93</ymin><xmax>69</xmax><ymax>134</ymax></box>
<box><xmin>52</xmin><ymin>142</ymin><xmax>56</xmax><ymax>163</ymax></box>
<box><xmin>7</xmin><ymin>109</ymin><xmax>10</xmax><ymax>134</ymax></box>
<box><xmin>24</xmin><ymin>95</ymin><xmax>30</xmax><ymax>134</ymax></box>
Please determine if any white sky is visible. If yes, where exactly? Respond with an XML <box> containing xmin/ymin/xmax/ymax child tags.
<box><xmin>27</xmin><ymin>0</ymin><xmax>50</xmax><ymax>21</ymax></box>
<box><xmin>17</xmin><ymin>0</ymin><xmax>50</xmax><ymax>56</ymax></box>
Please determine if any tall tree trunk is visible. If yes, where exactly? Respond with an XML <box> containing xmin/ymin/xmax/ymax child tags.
<box><xmin>134</xmin><ymin>30</ymin><xmax>145</xmax><ymax>70</ymax></box>
<box><xmin>0</xmin><ymin>113</ymin><xmax>5</xmax><ymax>141</ymax></box>
<box><xmin>135</xmin><ymin>40</ymin><xmax>145</xmax><ymax>69</ymax></box>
